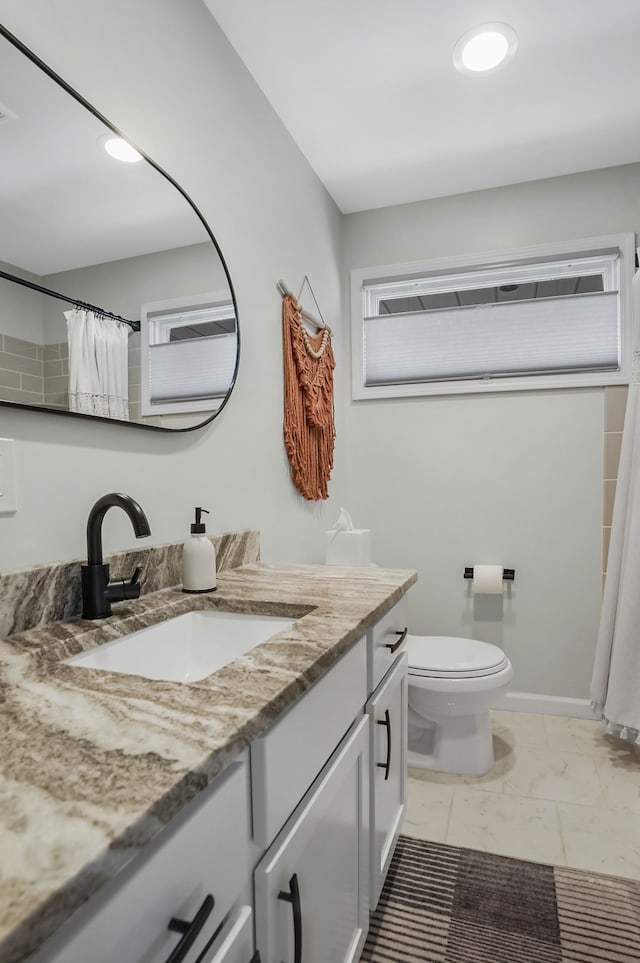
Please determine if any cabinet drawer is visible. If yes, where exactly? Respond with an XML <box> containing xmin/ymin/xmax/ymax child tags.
<box><xmin>30</xmin><ymin>759</ymin><xmax>251</xmax><ymax>963</ymax></box>
<box><xmin>251</xmin><ymin>635</ymin><xmax>366</xmax><ymax>849</ymax></box>
<box><xmin>367</xmin><ymin>596</ymin><xmax>408</xmax><ymax>695</ymax></box>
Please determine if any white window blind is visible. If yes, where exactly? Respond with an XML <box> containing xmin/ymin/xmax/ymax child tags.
<box><xmin>148</xmin><ymin>332</ymin><xmax>237</xmax><ymax>403</ymax></box>
<box><xmin>351</xmin><ymin>234</ymin><xmax>633</xmax><ymax>398</ymax></box>
<box><xmin>364</xmin><ymin>291</ymin><xmax>620</xmax><ymax>385</ymax></box>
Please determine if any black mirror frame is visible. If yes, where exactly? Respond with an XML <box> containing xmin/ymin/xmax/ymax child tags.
<box><xmin>0</xmin><ymin>22</ymin><xmax>240</xmax><ymax>433</ymax></box>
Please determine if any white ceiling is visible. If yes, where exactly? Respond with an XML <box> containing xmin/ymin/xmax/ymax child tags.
<box><xmin>204</xmin><ymin>0</ymin><xmax>640</xmax><ymax>213</ymax></box>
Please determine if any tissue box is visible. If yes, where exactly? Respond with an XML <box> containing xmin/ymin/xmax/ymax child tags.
<box><xmin>325</xmin><ymin>529</ymin><xmax>372</xmax><ymax>566</ymax></box>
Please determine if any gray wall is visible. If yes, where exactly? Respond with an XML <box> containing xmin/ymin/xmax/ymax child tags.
<box><xmin>42</xmin><ymin>242</ymin><xmax>230</xmax><ymax>342</ymax></box>
<box><xmin>0</xmin><ymin>0</ymin><xmax>347</xmax><ymax>570</ymax></box>
<box><xmin>0</xmin><ymin>262</ymin><xmax>44</xmax><ymax>342</ymax></box>
<box><xmin>344</xmin><ymin>164</ymin><xmax>640</xmax><ymax>699</ymax></box>
<box><xmin>0</xmin><ymin>0</ymin><xmax>636</xmax><ymax>703</ymax></box>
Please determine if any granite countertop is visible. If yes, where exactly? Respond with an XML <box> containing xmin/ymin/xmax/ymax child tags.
<box><xmin>0</xmin><ymin>561</ymin><xmax>416</xmax><ymax>963</ymax></box>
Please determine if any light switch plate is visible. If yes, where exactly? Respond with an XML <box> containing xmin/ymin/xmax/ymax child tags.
<box><xmin>0</xmin><ymin>438</ymin><xmax>17</xmax><ymax>514</ymax></box>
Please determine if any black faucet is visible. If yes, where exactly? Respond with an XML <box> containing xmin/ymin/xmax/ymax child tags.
<box><xmin>81</xmin><ymin>493</ymin><xmax>151</xmax><ymax>620</ymax></box>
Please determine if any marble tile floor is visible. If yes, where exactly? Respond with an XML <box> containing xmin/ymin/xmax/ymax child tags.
<box><xmin>403</xmin><ymin>710</ymin><xmax>640</xmax><ymax>881</ymax></box>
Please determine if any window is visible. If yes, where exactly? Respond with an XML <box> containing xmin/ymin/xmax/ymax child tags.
<box><xmin>351</xmin><ymin>234</ymin><xmax>634</xmax><ymax>399</ymax></box>
<box><xmin>141</xmin><ymin>292</ymin><xmax>237</xmax><ymax>416</ymax></box>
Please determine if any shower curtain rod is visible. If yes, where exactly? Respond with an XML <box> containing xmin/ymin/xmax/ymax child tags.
<box><xmin>0</xmin><ymin>269</ymin><xmax>140</xmax><ymax>332</ymax></box>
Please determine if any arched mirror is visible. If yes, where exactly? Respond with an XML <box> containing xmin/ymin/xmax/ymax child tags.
<box><xmin>0</xmin><ymin>25</ymin><xmax>239</xmax><ymax>431</ymax></box>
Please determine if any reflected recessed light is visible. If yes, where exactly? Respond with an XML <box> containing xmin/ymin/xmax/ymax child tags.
<box><xmin>453</xmin><ymin>23</ymin><xmax>518</xmax><ymax>75</ymax></box>
<box><xmin>98</xmin><ymin>134</ymin><xmax>143</xmax><ymax>163</ymax></box>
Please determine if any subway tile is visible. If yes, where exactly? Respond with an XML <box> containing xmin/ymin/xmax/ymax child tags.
<box><xmin>603</xmin><ymin>479</ymin><xmax>617</xmax><ymax>527</ymax></box>
<box><xmin>43</xmin><ymin>359</ymin><xmax>63</xmax><ymax>378</ymax></box>
<box><xmin>602</xmin><ymin>526</ymin><xmax>611</xmax><ymax>573</ymax></box>
<box><xmin>128</xmin><ymin>382</ymin><xmax>141</xmax><ymax>404</ymax></box>
<box><xmin>42</xmin><ymin>344</ymin><xmax>61</xmax><ymax>361</ymax></box>
<box><xmin>20</xmin><ymin>373</ymin><xmax>43</xmax><ymax>395</ymax></box>
<box><xmin>44</xmin><ymin>394</ymin><xmax>69</xmax><ymax>410</ymax></box>
<box><xmin>604</xmin><ymin>431</ymin><xmax>623</xmax><ymax>479</ymax></box>
<box><xmin>605</xmin><ymin>385</ymin><xmax>628</xmax><ymax>432</ymax></box>
<box><xmin>43</xmin><ymin>376</ymin><xmax>69</xmax><ymax>395</ymax></box>
<box><xmin>0</xmin><ymin>351</ymin><xmax>42</xmax><ymax>378</ymax></box>
<box><xmin>0</xmin><ymin>386</ymin><xmax>44</xmax><ymax>405</ymax></box>
<box><xmin>3</xmin><ymin>335</ymin><xmax>39</xmax><ymax>359</ymax></box>
<box><xmin>0</xmin><ymin>369</ymin><xmax>21</xmax><ymax>390</ymax></box>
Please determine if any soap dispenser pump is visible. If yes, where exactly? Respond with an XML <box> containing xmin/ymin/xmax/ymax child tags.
<box><xmin>182</xmin><ymin>507</ymin><xmax>216</xmax><ymax>593</ymax></box>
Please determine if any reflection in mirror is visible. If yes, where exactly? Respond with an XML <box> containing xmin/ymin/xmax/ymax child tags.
<box><xmin>0</xmin><ymin>26</ymin><xmax>239</xmax><ymax>431</ymax></box>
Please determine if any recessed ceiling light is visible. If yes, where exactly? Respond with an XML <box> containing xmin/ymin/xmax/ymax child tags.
<box><xmin>98</xmin><ymin>134</ymin><xmax>143</xmax><ymax>163</ymax></box>
<box><xmin>453</xmin><ymin>23</ymin><xmax>518</xmax><ymax>75</ymax></box>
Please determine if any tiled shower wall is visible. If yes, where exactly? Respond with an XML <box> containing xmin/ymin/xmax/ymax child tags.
<box><xmin>603</xmin><ymin>386</ymin><xmax>628</xmax><ymax>581</ymax></box>
<box><xmin>0</xmin><ymin>335</ymin><xmax>68</xmax><ymax>409</ymax></box>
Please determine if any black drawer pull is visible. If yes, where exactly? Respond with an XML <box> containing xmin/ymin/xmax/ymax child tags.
<box><xmin>278</xmin><ymin>872</ymin><xmax>302</xmax><ymax>963</ymax></box>
<box><xmin>376</xmin><ymin>708</ymin><xmax>392</xmax><ymax>780</ymax></box>
<box><xmin>384</xmin><ymin>627</ymin><xmax>408</xmax><ymax>653</ymax></box>
<box><xmin>166</xmin><ymin>894</ymin><xmax>214</xmax><ymax>963</ymax></box>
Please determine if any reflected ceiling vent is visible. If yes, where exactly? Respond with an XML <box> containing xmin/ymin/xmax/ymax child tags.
<box><xmin>0</xmin><ymin>101</ymin><xmax>18</xmax><ymax>125</ymax></box>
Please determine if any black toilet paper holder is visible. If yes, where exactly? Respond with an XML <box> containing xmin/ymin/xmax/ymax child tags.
<box><xmin>464</xmin><ymin>566</ymin><xmax>515</xmax><ymax>581</ymax></box>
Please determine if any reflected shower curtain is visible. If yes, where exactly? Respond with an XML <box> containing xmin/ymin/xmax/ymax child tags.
<box><xmin>65</xmin><ymin>308</ymin><xmax>129</xmax><ymax>420</ymax></box>
<box><xmin>590</xmin><ymin>265</ymin><xmax>640</xmax><ymax>744</ymax></box>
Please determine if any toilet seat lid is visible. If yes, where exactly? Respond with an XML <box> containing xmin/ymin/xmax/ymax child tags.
<box><xmin>406</xmin><ymin>635</ymin><xmax>509</xmax><ymax>678</ymax></box>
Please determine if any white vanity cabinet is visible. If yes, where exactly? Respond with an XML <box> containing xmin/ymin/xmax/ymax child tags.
<box><xmin>24</xmin><ymin>590</ymin><xmax>412</xmax><ymax>963</ymax></box>
<box><xmin>28</xmin><ymin>758</ymin><xmax>254</xmax><ymax>963</ymax></box>
<box><xmin>366</xmin><ymin>598</ymin><xmax>409</xmax><ymax>908</ymax></box>
<box><xmin>254</xmin><ymin>717</ymin><xmax>369</xmax><ymax>963</ymax></box>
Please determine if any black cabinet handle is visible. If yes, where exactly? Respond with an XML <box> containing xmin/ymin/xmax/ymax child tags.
<box><xmin>166</xmin><ymin>894</ymin><xmax>215</xmax><ymax>963</ymax></box>
<box><xmin>278</xmin><ymin>872</ymin><xmax>302</xmax><ymax>963</ymax></box>
<box><xmin>384</xmin><ymin>627</ymin><xmax>408</xmax><ymax>653</ymax></box>
<box><xmin>376</xmin><ymin>708</ymin><xmax>392</xmax><ymax>780</ymax></box>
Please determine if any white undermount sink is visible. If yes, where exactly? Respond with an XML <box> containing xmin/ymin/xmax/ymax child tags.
<box><xmin>66</xmin><ymin>610</ymin><xmax>294</xmax><ymax>683</ymax></box>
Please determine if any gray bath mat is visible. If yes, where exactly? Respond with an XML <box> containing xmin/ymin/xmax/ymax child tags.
<box><xmin>361</xmin><ymin>835</ymin><xmax>640</xmax><ymax>962</ymax></box>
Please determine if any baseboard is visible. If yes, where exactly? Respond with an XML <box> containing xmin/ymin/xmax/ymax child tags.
<box><xmin>493</xmin><ymin>690</ymin><xmax>598</xmax><ymax>719</ymax></box>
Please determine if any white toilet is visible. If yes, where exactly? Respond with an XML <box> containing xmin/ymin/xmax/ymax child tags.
<box><xmin>406</xmin><ymin>634</ymin><xmax>513</xmax><ymax>776</ymax></box>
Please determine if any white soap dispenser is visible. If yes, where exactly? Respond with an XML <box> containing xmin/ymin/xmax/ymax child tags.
<box><xmin>182</xmin><ymin>507</ymin><xmax>217</xmax><ymax>593</ymax></box>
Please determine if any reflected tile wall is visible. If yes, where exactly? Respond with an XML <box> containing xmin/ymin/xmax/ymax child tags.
<box><xmin>603</xmin><ymin>386</ymin><xmax>628</xmax><ymax>582</ymax></box>
<box><xmin>0</xmin><ymin>336</ymin><xmax>69</xmax><ymax>409</ymax></box>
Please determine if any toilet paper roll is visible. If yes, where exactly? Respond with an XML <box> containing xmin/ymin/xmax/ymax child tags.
<box><xmin>472</xmin><ymin>564</ymin><xmax>504</xmax><ymax>595</ymax></box>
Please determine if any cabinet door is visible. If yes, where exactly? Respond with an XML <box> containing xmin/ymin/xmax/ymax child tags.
<box><xmin>254</xmin><ymin>716</ymin><xmax>369</xmax><ymax>963</ymax></box>
<box><xmin>367</xmin><ymin>653</ymin><xmax>407</xmax><ymax>908</ymax></box>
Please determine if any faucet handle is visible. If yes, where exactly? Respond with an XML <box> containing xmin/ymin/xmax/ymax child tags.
<box><xmin>130</xmin><ymin>566</ymin><xmax>142</xmax><ymax>585</ymax></box>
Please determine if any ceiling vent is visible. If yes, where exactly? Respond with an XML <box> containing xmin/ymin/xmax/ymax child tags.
<box><xmin>0</xmin><ymin>101</ymin><xmax>18</xmax><ymax>125</ymax></box>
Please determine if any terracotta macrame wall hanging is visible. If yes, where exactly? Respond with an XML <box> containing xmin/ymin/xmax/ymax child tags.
<box><xmin>282</xmin><ymin>291</ymin><xmax>335</xmax><ymax>500</ymax></box>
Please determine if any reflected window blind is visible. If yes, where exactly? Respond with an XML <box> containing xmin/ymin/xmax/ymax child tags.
<box><xmin>149</xmin><ymin>333</ymin><xmax>236</xmax><ymax>403</ymax></box>
<box><xmin>363</xmin><ymin>291</ymin><xmax>619</xmax><ymax>385</ymax></box>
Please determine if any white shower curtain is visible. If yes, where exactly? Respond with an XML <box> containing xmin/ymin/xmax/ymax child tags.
<box><xmin>590</xmin><ymin>265</ymin><xmax>640</xmax><ymax>744</ymax></box>
<box><xmin>65</xmin><ymin>308</ymin><xmax>129</xmax><ymax>420</ymax></box>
